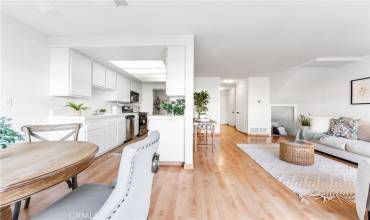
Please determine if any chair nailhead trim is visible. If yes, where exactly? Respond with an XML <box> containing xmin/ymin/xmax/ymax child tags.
<box><xmin>106</xmin><ymin>136</ymin><xmax>159</xmax><ymax>219</ymax></box>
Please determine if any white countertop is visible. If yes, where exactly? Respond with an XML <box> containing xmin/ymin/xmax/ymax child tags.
<box><xmin>148</xmin><ymin>115</ymin><xmax>184</xmax><ymax>120</ymax></box>
<box><xmin>49</xmin><ymin>113</ymin><xmax>139</xmax><ymax>121</ymax></box>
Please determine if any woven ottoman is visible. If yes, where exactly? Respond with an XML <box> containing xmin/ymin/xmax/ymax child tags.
<box><xmin>279</xmin><ymin>141</ymin><xmax>315</xmax><ymax>166</ymax></box>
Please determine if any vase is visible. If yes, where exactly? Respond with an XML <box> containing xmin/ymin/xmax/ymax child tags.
<box><xmin>73</xmin><ymin>110</ymin><xmax>81</xmax><ymax>116</ymax></box>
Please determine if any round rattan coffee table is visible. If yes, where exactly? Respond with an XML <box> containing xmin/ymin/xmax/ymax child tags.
<box><xmin>279</xmin><ymin>141</ymin><xmax>315</xmax><ymax>166</ymax></box>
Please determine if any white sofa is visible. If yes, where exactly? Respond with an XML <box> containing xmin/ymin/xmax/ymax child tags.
<box><xmin>299</xmin><ymin>119</ymin><xmax>370</xmax><ymax>163</ymax></box>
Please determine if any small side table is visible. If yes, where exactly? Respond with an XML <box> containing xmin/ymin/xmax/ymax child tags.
<box><xmin>279</xmin><ymin>141</ymin><xmax>315</xmax><ymax>166</ymax></box>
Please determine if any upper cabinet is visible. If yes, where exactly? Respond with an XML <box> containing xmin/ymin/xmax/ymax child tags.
<box><xmin>105</xmin><ymin>69</ymin><xmax>117</xmax><ymax>90</ymax></box>
<box><xmin>92</xmin><ymin>62</ymin><xmax>116</xmax><ymax>91</ymax></box>
<box><xmin>92</xmin><ymin>62</ymin><xmax>106</xmax><ymax>89</ymax></box>
<box><xmin>130</xmin><ymin>80</ymin><xmax>141</xmax><ymax>93</ymax></box>
<box><xmin>105</xmin><ymin>73</ymin><xmax>130</xmax><ymax>103</ymax></box>
<box><xmin>166</xmin><ymin>46</ymin><xmax>186</xmax><ymax>96</ymax></box>
<box><xmin>50</xmin><ymin>48</ymin><xmax>92</xmax><ymax>97</ymax></box>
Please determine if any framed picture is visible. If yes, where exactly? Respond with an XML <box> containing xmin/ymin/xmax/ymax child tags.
<box><xmin>351</xmin><ymin>77</ymin><xmax>370</xmax><ymax>105</ymax></box>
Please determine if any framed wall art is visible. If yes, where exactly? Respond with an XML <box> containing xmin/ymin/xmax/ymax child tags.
<box><xmin>351</xmin><ymin>77</ymin><xmax>370</xmax><ymax>105</ymax></box>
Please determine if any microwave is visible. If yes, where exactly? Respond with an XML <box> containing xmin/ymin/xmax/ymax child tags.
<box><xmin>130</xmin><ymin>91</ymin><xmax>139</xmax><ymax>103</ymax></box>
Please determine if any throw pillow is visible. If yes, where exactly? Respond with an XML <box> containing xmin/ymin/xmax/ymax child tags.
<box><xmin>328</xmin><ymin>118</ymin><xmax>360</xmax><ymax>140</ymax></box>
<box><xmin>310</xmin><ymin>116</ymin><xmax>331</xmax><ymax>133</ymax></box>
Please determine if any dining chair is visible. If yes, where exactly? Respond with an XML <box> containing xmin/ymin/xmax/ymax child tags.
<box><xmin>356</xmin><ymin>159</ymin><xmax>370</xmax><ymax>220</ymax></box>
<box><xmin>196</xmin><ymin>122</ymin><xmax>215</xmax><ymax>152</ymax></box>
<box><xmin>12</xmin><ymin>123</ymin><xmax>82</xmax><ymax>220</ymax></box>
<box><xmin>33</xmin><ymin>130</ymin><xmax>160</xmax><ymax>220</ymax></box>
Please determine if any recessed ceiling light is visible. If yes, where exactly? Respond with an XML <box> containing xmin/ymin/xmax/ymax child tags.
<box><xmin>222</xmin><ymin>79</ymin><xmax>235</xmax><ymax>84</ymax></box>
<box><xmin>110</xmin><ymin>60</ymin><xmax>165</xmax><ymax>69</ymax></box>
<box><xmin>220</xmin><ymin>87</ymin><xmax>226</xmax><ymax>90</ymax></box>
<box><xmin>124</xmin><ymin>68</ymin><xmax>166</xmax><ymax>74</ymax></box>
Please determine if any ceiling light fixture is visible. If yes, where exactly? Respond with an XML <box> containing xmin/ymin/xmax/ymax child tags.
<box><xmin>113</xmin><ymin>0</ymin><xmax>128</xmax><ymax>7</ymax></box>
<box><xmin>124</xmin><ymin>68</ymin><xmax>166</xmax><ymax>74</ymax></box>
<box><xmin>222</xmin><ymin>79</ymin><xmax>235</xmax><ymax>84</ymax></box>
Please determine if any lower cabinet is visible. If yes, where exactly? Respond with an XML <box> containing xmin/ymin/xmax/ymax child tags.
<box><xmin>134</xmin><ymin>116</ymin><xmax>139</xmax><ymax>136</ymax></box>
<box><xmin>86</xmin><ymin>128</ymin><xmax>105</xmax><ymax>155</ymax></box>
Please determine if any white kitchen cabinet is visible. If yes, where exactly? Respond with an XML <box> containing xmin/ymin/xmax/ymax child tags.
<box><xmin>105</xmin><ymin>69</ymin><xmax>117</xmax><ymax>90</ymax></box>
<box><xmin>166</xmin><ymin>46</ymin><xmax>185</xmax><ymax>96</ymax></box>
<box><xmin>130</xmin><ymin>80</ymin><xmax>142</xmax><ymax>94</ymax></box>
<box><xmin>105</xmin><ymin>120</ymin><xmax>117</xmax><ymax>152</ymax></box>
<box><xmin>92</xmin><ymin>62</ymin><xmax>106</xmax><ymax>89</ymax></box>
<box><xmin>105</xmin><ymin>74</ymin><xmax>130</xmax><ymax>103</ymax></box>
<box><xmin>86</xmin><ymin>127</ymin><xmax>105</xmax><ymax>155</ymax></box>
<box><xmin>116</xmin><ymin>117</ymin><xmax>126</xmax><ymax>145</ymax></box>
<box><xmin>50</xmin><ymin>48</ymin><xmax>92</xmax><ymax>97</ymax></box>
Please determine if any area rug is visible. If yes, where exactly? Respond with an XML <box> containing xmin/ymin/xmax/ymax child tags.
<box><xmin>237</xmin><ymin>143</ymin><xmax>357</xmax><ymax>202</ymax></box>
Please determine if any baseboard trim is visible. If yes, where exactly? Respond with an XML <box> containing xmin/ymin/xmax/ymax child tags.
<box><xmin>184</xmin><ymin>164</ymin><xmax>194</xmax><ymax>170</ymax></box>
<box><xmin>160</xmin><ymin>161</ymin><xmax>183</xmax><ymax>166</ymax></box>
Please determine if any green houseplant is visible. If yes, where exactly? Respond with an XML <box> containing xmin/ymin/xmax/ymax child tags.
<box><xmin>66</xmin><ymin>101</ymin><xmax>89</xmax><ymax>116</ymax></box>
<box><xmin>173</xmin><ymin>99</ymin><xmax>185</xmax><ymax>115</ymax></box>
<box><xmin>160</xmin><ymin>101</ymin><xmax>174</xmax><ymax>115</ymax></box>
<box><xmin>194</xmin><ymin>90</ymin><xmax>210</xmax><ymax>118</ymax></box>
<box><xmin>0</xmin><ymin>117</ymin><xmax>23</xmax><ymax>149</ymax></box>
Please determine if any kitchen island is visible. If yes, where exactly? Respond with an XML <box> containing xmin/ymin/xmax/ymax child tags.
<box><xmin>148</xmin><ymin>115</ymin><xmax>185</xmax><ymax>164</ymax></box>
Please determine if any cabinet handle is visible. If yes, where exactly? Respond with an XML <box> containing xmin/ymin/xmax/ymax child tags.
<box><xmin>236</xmin><ymin>112</ymin><xmax>240</xmax><ymax>114</ymax></box>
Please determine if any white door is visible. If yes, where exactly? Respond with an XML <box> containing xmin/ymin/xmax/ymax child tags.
<box><xmin>228</xmin><ymin>87</ymin><xmax>236</xmax><ymax>126</ymax></box>
<box><xmin>235</xmin><ymin>83</ymin><xmax>244</xmax><ymax>131</ymax></box>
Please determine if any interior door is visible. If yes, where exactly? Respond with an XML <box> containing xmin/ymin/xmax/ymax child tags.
<box><xmin>235</xmin><ymin>84</ymin><xmax>244</xmax><ymax>131</ymax></box>
<box><xmin>228</xmin><ymin>88</ymin><xmax>236</xmax><ymax>126</ymax></box>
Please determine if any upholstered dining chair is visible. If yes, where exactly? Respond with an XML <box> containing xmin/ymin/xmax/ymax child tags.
<box><xmin>33</xmin><ymin>130</ymin><xmax>160</xmax><ymax>220</ymax></box>
<box><xmin>12</xmin><ymin>123</ymin><xmax>82</xmax><ymax>220</ymax></box>
<box><xmin>356</xmin><ymin>159</ymin><xmax>370</xmax><ymax>220</ymax></box>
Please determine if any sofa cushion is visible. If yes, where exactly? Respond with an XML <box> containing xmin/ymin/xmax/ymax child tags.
<box><xmin>358</xmin><ymin>120</ymin><xmax>370</xmax><ymax>142</ymax></box>
<box><xmin>328</xmin><ymin>118</ymin><xmax>360</xmax><ymax>140</ymax></box>
<box><xmin>345</xmin><ymin>140</ymin><xmax>370</xmax><ymax>157</ymax></box>
<box><xmin>318</xmin><ymin>136</ymin><xmax>348</xmax><ymax>150</ymax></box>
<box><xmin>310</xmin><ymin>116</ymin><xmax>331</xmax><ymax>133</ymax></box>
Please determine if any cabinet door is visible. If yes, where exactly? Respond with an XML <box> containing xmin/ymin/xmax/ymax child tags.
<box><xmin>117</xmin><ymin>74</ymin><xmax>131</xmax><ymax>102</ymax></box>
<box><xmin>116</xmin><ymin>117</ymin><xmax>126</xmax><ymax>144</ymax></box>
<box><xmin>105</xmin><ymin>124</ymin><xmax>117</xmax><ymax>150</ymax></box>
<box><xmin>166</xmin><ymin>46</ymin><xmax>185</xmax><ymax>96</ymax></box>
<box><xmin>86</xmin><ymin>128</ymin><xmax>105</xmax><ymax>156</ymax></box>
<box><xmin>105</xmin><ymin>69</ymin><xmax>116</xmax><ymax>90</ymax></box>
<box><xmin>92</xmin><ymin>62</ymin><xmax>106</xmax><ymax>88</ymax></box>
<box><xmin>70</xmin><ymin>50</ymin><xmax>92</xmax><ymax>97</ymax></box>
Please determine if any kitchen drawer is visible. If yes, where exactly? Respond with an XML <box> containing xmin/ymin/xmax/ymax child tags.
<box><xmin>86</xmin><ymin>120</ymin><xmax>106</xmax><ymax>131</ymax></box>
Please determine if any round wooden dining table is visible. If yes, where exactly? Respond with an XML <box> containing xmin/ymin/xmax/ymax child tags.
<box><xmin>0</xmin><ymin>141</ymin><xmax>98</xmax><ymax>220</ymax></box>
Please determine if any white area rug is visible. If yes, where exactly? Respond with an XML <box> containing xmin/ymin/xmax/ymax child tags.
<box><xmin>237</xmin><ymin>143</ymin><xmax>357</xmax><ymax>202</ymax></box>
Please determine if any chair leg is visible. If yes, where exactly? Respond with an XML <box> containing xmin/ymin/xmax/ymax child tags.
<box><xmin>13</xmin><ymin>201</ymin><xmax>21</xmax><ymax>220</ymax></box>
<box><xmin>71</xmin><ymin>175</ymin><xmax>78</xmax><ymax>190</ymax></box>
<box><xmin>24</xmin><ymin>197</ymin><xmax>31</xmax><ymax>209</ymax></box>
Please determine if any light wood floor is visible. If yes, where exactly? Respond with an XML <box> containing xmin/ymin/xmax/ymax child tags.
<box><xmin>18</xmin><ymin>125</ymin><xmax>359</xmax><ymax>220</ymax></box>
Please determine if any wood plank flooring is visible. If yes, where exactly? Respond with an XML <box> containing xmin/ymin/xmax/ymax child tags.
<box><xmin>18</xmin><ymin>125</ymin><xmax>358</xmax><ymax>220</ymax></box>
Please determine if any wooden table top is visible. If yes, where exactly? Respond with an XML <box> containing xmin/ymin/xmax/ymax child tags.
<box><xmin>0</xmin><ymin>141</ymin><xmax>98</xmax><ymax>206</ymax></box>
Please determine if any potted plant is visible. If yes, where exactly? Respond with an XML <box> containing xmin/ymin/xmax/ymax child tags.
<box><xmin>0</xmin><ymin>117</ymin><xmax>24</xmax><ymax>149</ymax></box>
<box><xmin>298</xmin><ymin>114</ymin><xmax>311</xmax><ymax>130</ymax></box>
<box><xmin>173</xmin><ymin>99</ymin><xmax>185</xmax><ymax>116</ymax></box>
<box><xmin>194</xmin><ymin>90</ymin><xmax>210</xmax><ymax>119</ymax></box>
<box><xmin>160</xmin><ymin>101</ymin><xmax>174</xmax><ymax>115</ymax></box>
<box><xmin>66</xmin><ymin>101</ymin><xmax>89</xmax><ymax>116</ymax></box>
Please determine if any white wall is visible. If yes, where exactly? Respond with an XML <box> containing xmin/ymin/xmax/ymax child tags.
<box><xmin>220</xmin><ymin>89</ymin><xmax>229</xmax><ymax>124</ymax></box>
<box><xmin>1</xmin><ymin>15</ymin><xmax>113</xmax><ymax>131</ymax></box>
<box><xmin>140</xmin><ymin>82</ymin><xmax>166</xmax><ymax>115</ymax></box>
<box><xmin>194</xmin><ymin>77</ymin><xmax>221</xmax><ymax>133</ymax></box>
<box><xmin>271</xmin><ymin>55</ymin><xmax>370</xmax><ymax>122</ymax></box>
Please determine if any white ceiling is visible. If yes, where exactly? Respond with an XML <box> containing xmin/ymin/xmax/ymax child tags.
<box><xmin>2</xmin><ymin>1</ymin><xmax>369</xmax><ymax>78</ymax></box>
